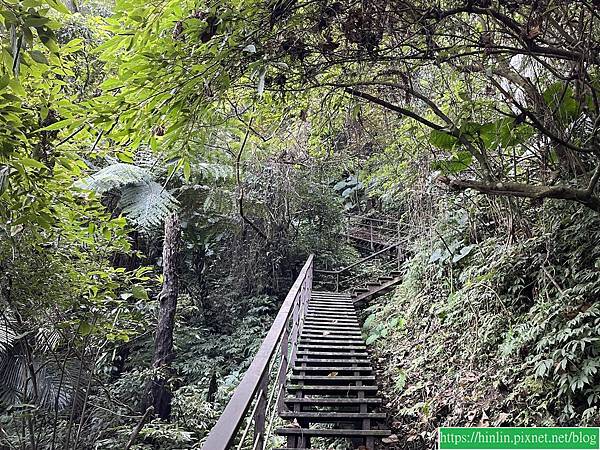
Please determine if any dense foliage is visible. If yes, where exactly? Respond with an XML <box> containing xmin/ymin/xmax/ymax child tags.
<box><xmin>1</xmin><ymin>0</ymin><xmax>598</xmax><ymax>448</ymax></box>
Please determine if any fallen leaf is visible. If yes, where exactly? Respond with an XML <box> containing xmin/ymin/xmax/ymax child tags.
<box><xmin>494</xmin><ymin>412</ymin><xmax>511</xmax><ymax>426</ymax></box>
<box><xmin>382</xmin><ymin>434</ymin><xmax>399</xmax><ymax>444</ymax></box>
<box><xmin>327</xmin><ymin>371</ymin><xmax>338</xmax><ymax>377</ymax></box>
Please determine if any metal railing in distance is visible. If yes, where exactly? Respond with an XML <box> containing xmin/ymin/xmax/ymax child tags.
<box><xmin>345</xmin><ymin>214</ymin><xmax>400</xmax><ymax>246</ymax></box>
<box><xmin>201</xmin><ymin>255</ymin><xmax>314</xmax><ymax>450</ymax></box>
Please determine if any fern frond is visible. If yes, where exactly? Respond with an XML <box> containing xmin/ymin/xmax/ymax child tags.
<box><xmin>196</xmin><ymin>162</ymin><xmax>232</xmax><ymax>181</ymax></box>
<box><xmin>118</xmin><ymin>181</ymin><xmax>180</xmax><ymax>232</ymax></box>
<box><xmin>76</xmin><ymin>163</ymin><xmax>151</xmax><ymax>193</ymax></box>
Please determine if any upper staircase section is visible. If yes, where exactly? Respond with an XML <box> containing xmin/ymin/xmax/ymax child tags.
<box><xmin>345</xmin><ymin>214</ymin><xmax>402</xmax><ymax>250</ymax></box>
<box><xmin>316</xmin><ymin>214</ymin><xmax>407</xmax><ymax>304</ymax></box>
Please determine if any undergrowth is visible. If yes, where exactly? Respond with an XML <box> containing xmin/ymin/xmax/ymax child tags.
<box><xmin>364</xmin><ymin>202</ymin><xmax>600</xmax><ymax>449</ymax></box>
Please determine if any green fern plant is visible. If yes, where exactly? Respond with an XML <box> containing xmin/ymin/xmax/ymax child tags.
<box><xmin>77</xmin><ymin>160</ymin><xmax>232</xmax><ymax>232</ymax></box>
<box><xmin>77</xmin><ymin>162</ymin><xmax>180</xmax><ymax>232</ymax></box>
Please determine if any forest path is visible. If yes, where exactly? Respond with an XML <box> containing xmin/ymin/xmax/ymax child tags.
<box><xmin>202</xmin><ymin>257</ymin><xmax>391</xmax><ymax>450</ymax></box>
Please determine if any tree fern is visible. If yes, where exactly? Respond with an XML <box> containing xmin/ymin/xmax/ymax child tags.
<box><xmin>0</xmin><ymin>353</ymin><xmax>79</xmax><ymax>410</ymax></box>
<box><xmin>0</xmin><ymin>314</ymin><xmax>17</xmax><ymax>354</ymax></box>
<box><xmin>76</xmin><ymin>163</ymin><xmax>150</xmax><ymax>193</ymax></box>
<box><xmin>119</xmin><ymin>181</ymin><xmax>180</xmax><ymax>231</ymax></box>
<box><xmin>196</xmin><ymin>162</ymin><xmax>231</xmax><ymax>181</ymax></box>
<box><xmin>77</xmin><ymin>163</ymin><xmax>180</xmax><ymax>232</ymax></box>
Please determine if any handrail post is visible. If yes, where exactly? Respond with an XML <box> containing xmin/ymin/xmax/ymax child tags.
<box><xmin>253</xmin><ymin>373</ymin><xmax>268</xmax><ymax>450</ymax></box>
<box><xmin>335</xmin><ymin>272</ymin><xmax>339</xmax><ymax>292</ymax></box>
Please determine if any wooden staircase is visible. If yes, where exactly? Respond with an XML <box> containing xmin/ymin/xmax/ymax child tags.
<box><xmin>350</xmin><ymin>270</ymin><xmax>403</xmax><ymax>305</ymax></box>
<box><xmin>274</xmin><ymin>291</ymin><xmax>391</xmax><ymax>449</ymax></box>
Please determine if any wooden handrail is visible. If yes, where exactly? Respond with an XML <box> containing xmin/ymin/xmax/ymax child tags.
<box><xmin>315</xmin><ymin>242</ymin><xmax>401</xmax><ymax>275</ymax></box>
<box><xmin>345</xmin><ymin>213</ymin><xmax>399</xmax><ymax>224</ymax></box>
<box><xmin>201</xmin><ymin>255</ymin><xmax>314</xmax><ymax>450</ymax></box>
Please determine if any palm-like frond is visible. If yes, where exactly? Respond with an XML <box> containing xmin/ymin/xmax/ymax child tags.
<box><xmin>0</xmin><ymin>314</ymin><xmax>17</xmax><ymax>354</ymax></box>
<box><xmin>76</xmin><ymin>163</ymin><xmax>150</xmax><ymax>193</ymax></box>
<box><xmin>118</xmin><ymin>180</ymin><xmax>179</xmax><ymax>231</ymax></box>
<box><xmin>77</xmin><ymin>163</ymin><xmax>180</xmax><ymax>232</ymax></box>
<box><xmin>196</xmin><ymin>162</ymin><xmax>232</xmax><ymax>181</ymax></box>
<box><xmin>0</xmin><ymin>316</ymin><xmax>79</xmax><ymax>411</ymax></box>
<box><xmin>0</xmin><ymin>353</ymin><xmax>79</xmax><ymax>410</ymax></box>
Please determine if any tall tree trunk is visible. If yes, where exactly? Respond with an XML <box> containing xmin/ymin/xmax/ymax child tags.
<box><xmin>148</xmin><ymin>213</ymin><xmax>180</xmax><ymax>420</ymax></box>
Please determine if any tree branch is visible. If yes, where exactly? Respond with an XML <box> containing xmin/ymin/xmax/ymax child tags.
<box><xmin>236</xmin><ymin>116</ymin><xmax>268</xmax><ymax>240</ymax></box>
<box><xmin>441</xmin><ymin>177</ymin><xmax>600</xmax><ymax>212</ymax></box>
<box><xmin>344</xmin><ymin>87</ymin><xmax>444</xmax><ymax>131</ymax></box>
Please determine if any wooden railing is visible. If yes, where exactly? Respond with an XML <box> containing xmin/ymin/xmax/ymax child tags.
<box><xmin>201</xmin><ymin>255</ymin><xmax>313</xmax><ymax>450</ymax></box>
<box><xmin>315</xmin><ymin>242</ymin><xmax>402</xmax><ymax>292</ymax></box>
<box><xmin>345</xmin><ymin>214</ymin><xmax>400</xmax><ymax>249</ymax></box>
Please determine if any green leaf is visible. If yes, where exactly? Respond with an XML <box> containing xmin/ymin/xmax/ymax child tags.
<box><xmin>78</xmin><ymin>321</ymin><xmax>93</xmax><ymax>336</ymax></box>
<box><xmin>44</xmin><ymin>0</ymin><xmax>71</xmax><ymax>14</ymax></box>
<box><xmin>543</xmin><ymin>82</ymin><xmax>579</xmax><ymax>123</ymax></box>
<box><xmin>20</xmin><ymin>158</ymin><xmax>46</xmax><ymax>169</ymax></box>
<box><xmin>431</xmin><ymin>151</ymin><xmax>473</xmax><ymax>174</ymax></box>
<box><xmin>365</xmin><ymin>334</ymin><xmax>380</xmax><ymax>345</ymax></box>
<box><xmin>29</xmin><ymin>50</ymin><xmax>48</xmax><ymax>65</ymax></box>
<box><xmin>131</xmin><ymin>285</ymin><xmax>149</xmax><ymax>300</ymax></box>
<box><xmin>38</xmin><ymin>118</ymin><xmax>75</xmax><ymax>131</ymax></box>
<box><xmin>429</xmin><ymin>129</ymin><xmax>458</xmax><ymax>150</ymax></box>
<box><xmin>116</xmin><ymin>152</ymin><xmax>134</xmax><ymax>163</ymax></box>
<box><xmin>480</xmin><ymin>118</ymin><xmax>534</xmax><ymax>149</ymax></box>
<box><xmin>183</xmin><ymin>159</ymin><xmax>191</xmax><ymax>180</ymax></box>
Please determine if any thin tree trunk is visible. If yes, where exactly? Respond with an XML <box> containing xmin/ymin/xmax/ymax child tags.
<box><xmin>148</xmin><ymin>213</ymin><xmax>180</xmax><ymax>420</ymax></box>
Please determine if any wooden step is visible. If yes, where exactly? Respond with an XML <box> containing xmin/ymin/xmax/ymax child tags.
<box><xmin>303</xmin><ymin>320</ymin><xmax>359</xmax><ymax>326</ymax></box>
<box><xmin>299</xmin><ymin>338</ymin><xmax>364</xmax><ymax>344</ymax></box>
<box><xmin>290</xmin><ymin>375</ymin><xmax>376</xmax><ymax>383</ymax></box>
<box><xmin>295</xmin><ymin>358</ymin><xmax>371</xmax><ymax>365</ymax></box>
<box><xmin>301</xmin><ymin>328</ymin><xmax>361</xmax><ymax>333</ymax></box>
<box><xmin>300</xmin><ymin>334</ymin><xmax>363</xmax><ymax>340</ymax></box>
<box><xmin>298</xmin><ymin>344</ymin><xmax>366</xmax><ymax>351</ymax></box>
<box><xmin>302</xmin><ymin>325</ymin><xmax>360</xmax><ymax>332</ymax></box>
<box><xmin>286</xmin><ymin>384</ymin><xmax>378</xmax><ymax>393</ymax></box>
<box><xmin>275</xmin><ymin>427</ymin><xmax>390</xmax><ymax>437</ymax></box>
<box><xmin>312</xmin><ymin>292</ymin><xmax>350</xmax><ymax>297</ymax></box>
<box><xmin>304</xmin><ymin>315</ymin><xmax>358</xmax><ymax>323</ymax></box>
<box><xmin>306</xmin><ymin>308</ymin><xmax>356</xmax><ymax>314</ymax></box>
<box><xmin>297</xmin><ymin>351</ymin><xmax>368</xmax><ymax>358</ymax></box>
<box><xmin>300</xmin><ymin>328</ymin><xmax>362</xmax><ymax>337</ymax></box>
<box><xmin>280</xmin><ymin>411</ymin><xmax>386</xmax><ymax>421</ymax></box>
<box><xmin>292</xmin><ymin>366</ymin><xmax>374</xmax><ymax>373</ymax></box>
<box><xmin>307</xmin><ymin>308</ymin><xmax>355</xmax><ymax>313</ymax></box>
<box><xmin>303</xmin><ymin>322</ymin><xmax>359</xmax><ymax>328</ymax></box>
<box><xmin>309</xmin><ymin>299</ymin><xmax>354</xmax><ymax>304</ymax></box>
<box><xmin>284</xmin><ymin>397</ymin><xmax>382</xmax><ymax>405</ymax></box>
<box><xmin>308</xmin><ymin>301</ymin><xmax>354</xmax><ymax>306</ymax></box>
<box><xmin>306</xmin><ymin>309</ymin><xmax>357</xmax><ymax>315</ymax></box>
<box><xmin>302</xmin><ymin>324</ymin><xmax>361</xmax><ymax>330</ymax></box>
